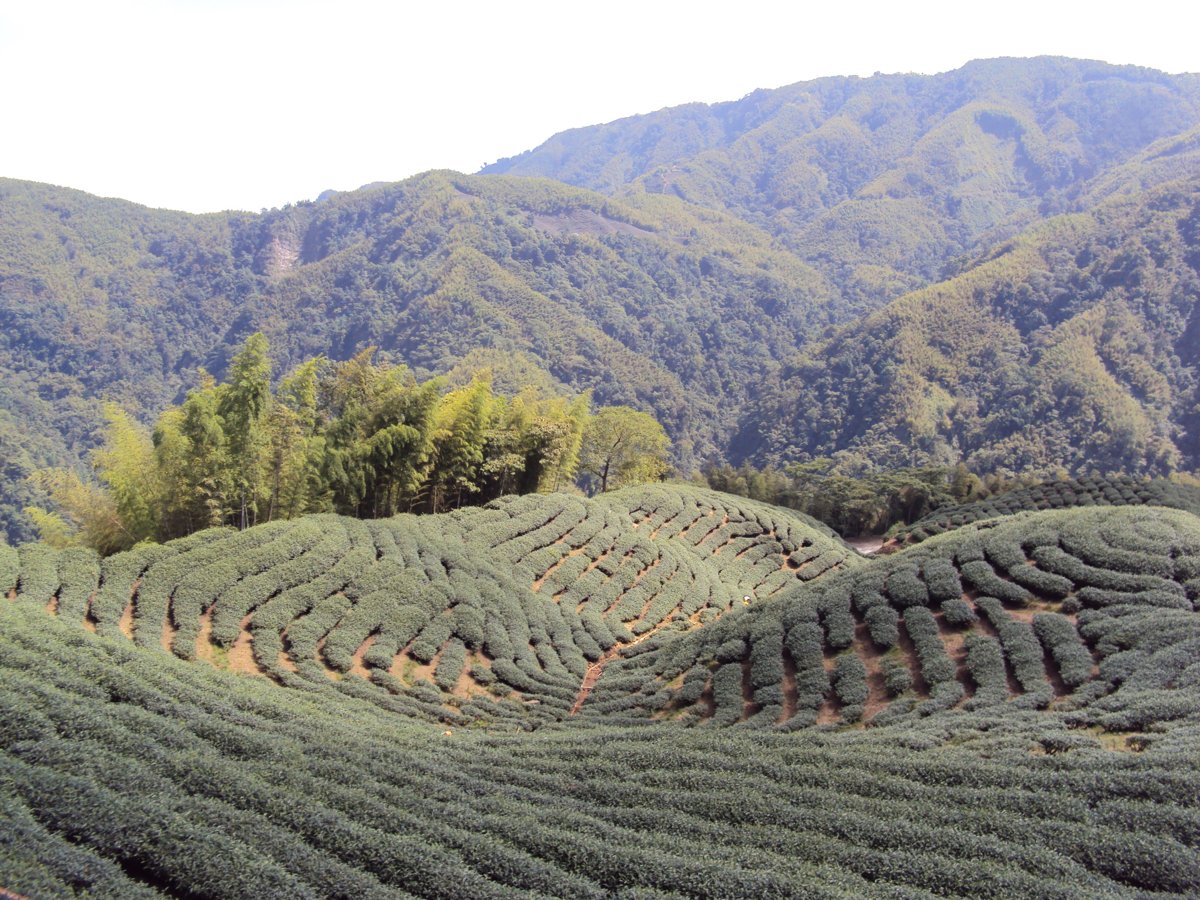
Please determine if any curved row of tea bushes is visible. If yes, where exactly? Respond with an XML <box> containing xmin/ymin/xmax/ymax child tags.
<box><xmin>587</xmin><ymin>506</ymin><xmax>1200</xmax><ymax>728</ymax></box>
<box><xmin>1</xmin><ymin>603</ymin><xmax>1197</xmax><ymax>897</ymax></box>
<box><xmin>892</xmin><ymin>475</ymin><xmax>1200</xmax><ymax>545</ymax></box>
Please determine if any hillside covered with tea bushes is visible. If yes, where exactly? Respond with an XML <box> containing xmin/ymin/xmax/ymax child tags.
<box><xmin>888</xmin><ymin>473</ymin><xmax>1200</xmax><ymax>546</ymax></box>
<box><xmin>594</xmin><ymin>502</ymin><xmax>1200</xmax><ymax>731</ymax></box>
<box><xmin>2</xmin><ymin>485</ymin><xmax>1199</xmax><ymax>896</ymax></box>
<box><xmin>1</xmin><ymin>486</ymin><xmax>856</xmax><ymax>728</ymax></box>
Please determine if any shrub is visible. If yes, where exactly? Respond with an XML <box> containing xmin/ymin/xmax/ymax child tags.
<box><xmin>940</xmin><ymin>597</ymin><xmax>977</xmax><ymax>627</ymax></box>
<box><xmin>902</xmin><ymin>607</ymin><xmax>956</xmax><ymax>687</ymax></box>
<box><xmin>1032</xmin><ymin>613</ymin><xmax>1094</xmax><ymax>689</ymax></box>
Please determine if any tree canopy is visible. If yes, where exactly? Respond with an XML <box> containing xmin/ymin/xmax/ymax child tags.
<box><xmin>25</xmin><ymin>335</ymin><xmax>669</xmax><ymax>553</ymax></box>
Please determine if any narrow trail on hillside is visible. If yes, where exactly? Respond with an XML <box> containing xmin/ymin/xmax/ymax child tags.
<box><xmin>570</xmin><ymin>625</ymin><xmax>664</xmax><ymax>715</ymax></box>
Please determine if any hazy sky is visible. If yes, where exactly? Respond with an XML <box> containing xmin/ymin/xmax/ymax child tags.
<box><xmin>1</xmin><ymin>0</ymin><xmax>1195</xmax><ymax>213</ymax></box>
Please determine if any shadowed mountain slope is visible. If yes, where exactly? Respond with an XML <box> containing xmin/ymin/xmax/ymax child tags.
<box><xmin>733</xmin><ymin>176</ymin><xmax>1200</xmax><ymax>476</ymax></box>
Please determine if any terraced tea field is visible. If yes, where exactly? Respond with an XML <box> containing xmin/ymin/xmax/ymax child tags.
<box><xmin>1</xmin><ymin>487</ymin><xmax>856</xmax><ymax>728</ymax></box>
<box><xmin>2</xmin><ymin>485</ymin><xmax>1199</xmax><ymax>897</ymax></box>
<box><xmin>888</xmin><ymin>475</ymin><xmax>1200</xmax><ymax>547</ymax></box>
<box><xmin>590</xmin><ymin>504</ymin><xmax>1200</xmax><ymax>733</ymax></box>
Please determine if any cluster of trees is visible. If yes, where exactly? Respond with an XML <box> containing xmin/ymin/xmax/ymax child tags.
<box><xmin>703</xmin><ymin>458</ymin><xmax>1002</xmax><ymax>536</ymax></box>
<box><xmin>26</xmin><ymin>335</ymin><xmax>670</xmax><ymax>555</ymax></box>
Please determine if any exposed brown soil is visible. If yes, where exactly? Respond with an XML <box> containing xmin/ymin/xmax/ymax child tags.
<box><xmin>570</xmin><ymin>623</ymin><xmax>665</xmax><ymax>715</ymax></box>
<box><xmin>453</xmin><ymin>653</ymin><xmax>496</xmax><ymax>699</ymax></box>
<box><xmin>932</xmin><ymin>611</ymin><xmax>975</xmax><ymax>701</ymax></box>
<box><xmin>118</xmin><ymin>598</ymin><xmax>136</xmax><ymax>639</ymax></box>
<box><xmin>571</xmin><ymin>653</ymin><xmax>613</xmax><ymax>715</ymax></box>
<box><xmin>160</xmin><ymin>608</ymin><xmax>177</xmax><ymax>654</ymax></box>
<box><xmin>349</xmin><ymin>633</ymin><xmax>378</xmax><ymax>679</ymax></box>
<box><xmin>394</xmin><ymin>645</ymin><xmax>442</xmax><ymax>688</ymax></box>
<box><xmin>45</xmin><ymin>593</ymin><xmax>59</xmax><ymax>615</ymax></box>
<box><xmin>226</xmin><ymin>616</ymin><xmax>262</xmax><ymax>676</ymax></box>
<box><xmin>195</xmin><ymin>607</ymin><xmax>217</xmax><ymax>664</ymax></box>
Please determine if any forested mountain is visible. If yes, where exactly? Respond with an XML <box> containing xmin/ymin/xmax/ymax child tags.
<box><xmin>735</xmin><ymin>176</ymin><xmax>1200</xmax><ymax>474</ymax></box>
<box><xmin>485</xmin><ymin>57</ymin><xmax>1200</xmax><ymax>306</ymax></box>
<box><xmin>4</xmin><ymin>57</ymin><xmax>1200</xmax><ymax>543</ymax></box>
<box><xmin>0</xmin><ymin>173</ymin><xmax>839</xmax><ymax>539</ymax></box>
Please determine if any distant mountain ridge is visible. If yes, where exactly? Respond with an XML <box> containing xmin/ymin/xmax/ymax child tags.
<box><xmin>4</xmin><ymin>57</ymin><xmax>1200</xmax><ymax>541</ymax></box>
<box><xmin>485</xmin><ymin>57</ymin><xmax>1200</xmax><ymax>305</ymax></box>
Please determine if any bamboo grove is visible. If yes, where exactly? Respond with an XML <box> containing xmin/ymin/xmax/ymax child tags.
<box><xmin>25</xmin><ymin>334</ymin><xmax>671</xmax><ymax>555</ymax></box>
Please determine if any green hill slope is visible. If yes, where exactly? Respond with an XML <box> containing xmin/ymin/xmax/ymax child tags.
<box><xmin>889</xmin><ymin>474</ymin><xmax>1200</xmax><ymax>546</ymax></box>
<box><xmin>6</xmin><ymin>58</ymin><xmax>1200</xmax><ymax>543</ymax></box>
<box><xmin>485</xmin><ymin>57</ymin><xmax>1200</xmax><ymax>306</ymax></box>
<box><xmin>1</xmin><ymin>486</ymin><xmax>855</xmax><ymax>728</ymax></box>
<box><xmin>591</xmin><ymin>504</ymin><xmax>1200</xmax><ymax>730</ymax></box>
<box><xmin>735</xmin><ymin>176</ymin><xmax>1200</xmax><ymax>476</ymax></box>
<box><xmin>0</xmin><ymin>173</ymin><xmax>841</xmax><ymax>540</ymax></box>
<box><xmin>2</xmin><ymin>492</ymin><xmax>1199</xmax><ymax>896</ymax></box>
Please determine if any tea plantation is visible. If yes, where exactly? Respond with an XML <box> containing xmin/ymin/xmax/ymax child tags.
<box><xmin>2</xmin><ymin>486</ymin><xmax>857</xmax><ymax>729</ymax></box>
<box><xmin>2</xmin><ymin>485</ymin><xmax>1199</xmax><ymax>897</ymax></box>
<box><xmin>888</xmin><ymin>475</ymin><xmax>1200</xmax><ymax>547</ymax></box>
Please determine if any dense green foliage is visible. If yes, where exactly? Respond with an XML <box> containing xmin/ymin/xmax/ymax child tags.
<box><xmin>890</xmin><ymin>473</ymin><xmax>1200</xmax><ymax>545</ymax></box>
<box><xmin>0</xmin><ymin>170</ymin><xmax>838</xmax><ymax>541</ymax></box>
<box><xmin>705</xmin><ymin>460</ymin><xmax>978</xmax><ymax>536</ymax></box>
<box><xmin>2</xmin><ymin>495</ymin><xmax>1199</xmax><ymax>895</ymax></box>
<box><xmin>737</xmin><ymin>178</ymin><xmax>1200</xmax><ymax>476</ymax></box>
<box><xmin>486</xmin><ymin>58</ymin><xmax>1200</xmax><ymax>302</ymax></box>
<box><xmin>6</xmin><ymin>59</ymin><xmax>1200</xmax><ymax>544</ymax></box>
<box><xmin>26</xmin><ymin>335</ymin><xmax>676</xmax><ymax>551</ymax></box>
<box><xmin>590</xmin><ymin>504</ymin><xmax>1200</xmax><ymax>732</ymax></box>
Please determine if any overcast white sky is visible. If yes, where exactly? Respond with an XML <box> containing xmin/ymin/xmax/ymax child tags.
<box><xmin>1</xmin><ymin>0</ymin><xmax>1196</xmax><ymax>213</ymax></box>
